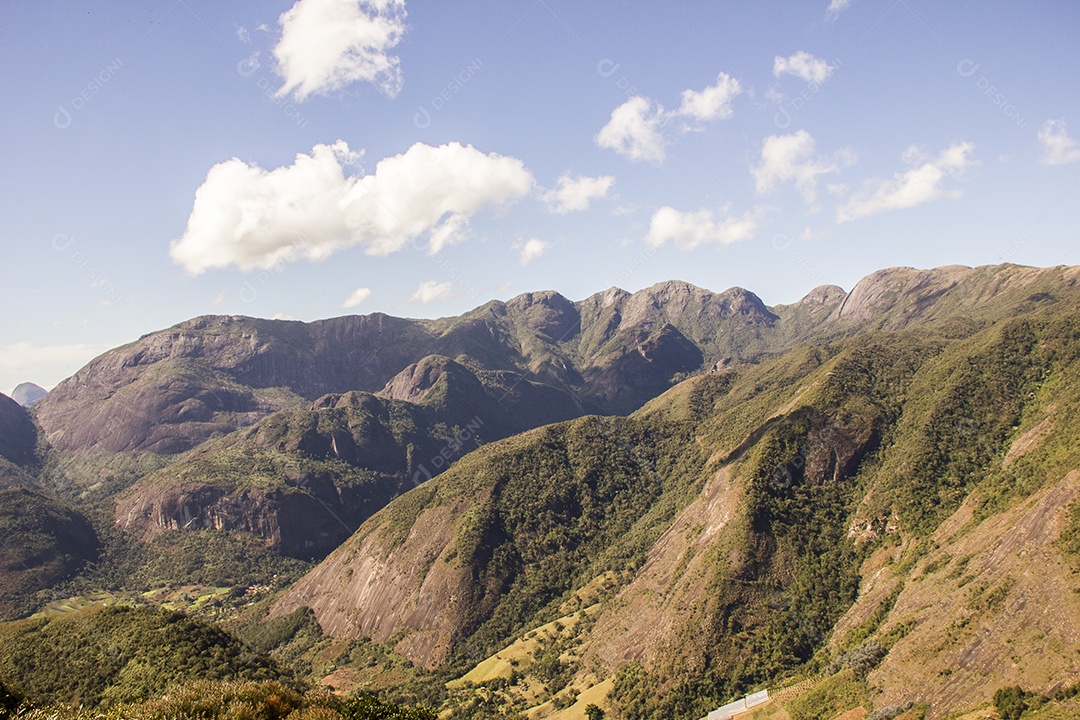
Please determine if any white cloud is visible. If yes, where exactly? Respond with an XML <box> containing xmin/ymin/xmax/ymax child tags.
<box><xmin>540</xmin><ymin>174</ymin><xmax>615</xmax><ymax>213</ymax></box>
<box><xmin>773</xmin><ymin>51</ymin><xmax>834</xmax><ymax>85</ymax></box>
<box><xmin>515</xmin><ymin>238</ymin><xmax>550</xmax><ymax>265</ymax></box>
<box><xmin>836</xmin><ymin>141</ymin><xmax>974</xmax><ymax>223</ymax></box>
<box><xmin>170</xmin><ymin>141</ymin><xmax>534</xmax><ymax>274</ymax></box>
<box><xmin>645</xmin><ymin>206</ymin><xmax>760</xmax><ymax>250</ymax></box>
<box><xmin>1037</xmin><ymin>118</ymin><xmax>1080</xmax><ymax>165</ymax></box>
<box><xmin>753</xmin><ymin>130</ymin><xmax>850</xmax><ymax>205</ymax></box>
<box><xmin>341</xmin><ymin>287</ymin><xmax>372</xmax><ymax>308</ymax></box>
<box><xmin>676</xmin><ymin>72</ymin><xmax>742</xmax><ymax>122</ymax></box>
<box><xmin>235</xmin><ymin>24</ymin><xmax>252</xmax><ymax>43</ymax></box>
<box><xmin>410</xmin><ymin>280</ymin><xmax>453</xmax><ymax>304</ymax></box>
<box><xmin>597</xmin><ymin>74</ymin><xmax>743</xmax><ymax>162</ymax></box>
<box><xmin>273</xmin><ymin>0</ymin><xmax>407</xmax><ymax>101</ymax></box>
<box><xmin>826</xmin><ymin>0</ymin><xmax>852</xmax><ymax>20</ymax></box>
<box><xmin>426</xmin><ymin>213</ymin><xmax>470</xmax><ymax>254</ymax></box>
<box><xmin>596</xmin><ymin>96</ymin><xmax>667</xmax><ymax>163</ymax></box>
<box><xmin>0</xmin><ymin>342</ymin><xmax>111</xmax><ymax>395</ymax></box>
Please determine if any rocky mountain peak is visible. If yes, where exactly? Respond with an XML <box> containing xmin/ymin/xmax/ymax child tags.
<box><xmin>831</xmin><ymin>265</ymin><xmax>972</xmax><ymax>323</ymax></box>
<box><xmin>506</xmin><ymin>290</ymin><xmax>580</xmax><ymax>341</ymax></box>
<box><xmin>797</xmin><ymin>284</ymin><xmax>847</xmax><ymax>307</ymax></box>
<box><xmin>379</xmin><ymin>355</ymin><xmax>467</xmax><ymax>403</ymax></box>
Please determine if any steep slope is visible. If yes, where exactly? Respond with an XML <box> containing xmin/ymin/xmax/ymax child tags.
<box><xmin>0</xmin><ymin>393</ymin><xmax>98</xmax><ymax>619</ymax></box>
<box><xmin>0</xmin><ymin>482</ymin><xmax>99</xmax><ymax>619</ymax></box>
<box><xmin>270</xmin><ymin>411</ymin><xmax>708</xmax><ymax>669</ymax></box>
<box><xmin>0</xmin><ymin>392</ymin><xmax>38</xmax><ymax>467</ymax></box>
<box><xmin>33</xmin><ymin>313</ymin><xmax>433</xmax><ymax>454</ymax></box>
<box><xmin>269</xmin><ymin>284</ymin><xmax>1080</xmax><ymax>719</ymax></box>
<box><xmin>767</xmin><ymin>264</ymin><xmax>1080</xmax><ymax>352</ymax></box>
<box><xmin>113</xmin><ymin>356</ymin><xmax>583</xmax><ymax>559</ymax></box>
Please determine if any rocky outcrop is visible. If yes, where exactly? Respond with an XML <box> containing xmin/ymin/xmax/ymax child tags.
<box><xmin>111</xmin><ymin>363</ymin><xmax>584</xmax><ymax>559</ymax></box>
<box><xmin>829</xmin><ymin>263</ymin><xmax>1080</xmax><ymax>327</ymax></box>
<box><xmin>113</xmin><ymin>475</ymin><xmax>393</xmax><ymax>560</ymax></box>
<box><xmin>269</xmin><ymin>499</ymin><xmax>473</xmax><ymax>668</ymax></box>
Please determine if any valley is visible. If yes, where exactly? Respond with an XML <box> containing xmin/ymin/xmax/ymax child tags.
<box><xmin>2</xmin><ymin>264</ymin><xmax>1080</xmax><ymax>720</ymax></box>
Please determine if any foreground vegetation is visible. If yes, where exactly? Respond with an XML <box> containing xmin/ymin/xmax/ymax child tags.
<box><xmin>3</xmin><ymin>680</ymin><xmax>436</xmax><ymax>720</ymax></box>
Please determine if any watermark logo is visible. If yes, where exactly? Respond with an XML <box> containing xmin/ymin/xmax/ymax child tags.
<box><xmin>774</xmin><ymin>59</ymin><xmax>843</xmax><ymax>129</ymax></box>
<box><xmin>957</xmin><ymin>58</ymin><xmax>1028</xmax><ymax>129</ymax></box>
<box><xmin>771</xmin><ymin>233</ymin><xmax>826</xmax><ymax>285</ymax></box>
<box><xmin>414</xmin><ymin>58</ymin><xmax>484</xmax><ymax>129</ymax></box>
<box><xmin>410</xmin><ymin>417</ymin><xmax>485</xmax><ymax>487</ymax></box>
<box><xmin>54</xmin><ymin>58</ymin><xmax>124</xmax><ymax>130</ymax></box>
<box><xmin>236</xmin><ymin>52</ymin><xmax>309</xmax><ymax>129</ymax></box>
<box><xmin>238</xmin><ymin>255</ymin><xmax>288</xmax><ymax>303</ymax></box>
<box><xmin>50</xmin><ymin>233</ymin><xmax>124</xmax><ymax>303</ymax></box>
<box><xmin>597</xmin><ymin>58</ymin><xmax>641</xmax><ymax>99</ymax></box>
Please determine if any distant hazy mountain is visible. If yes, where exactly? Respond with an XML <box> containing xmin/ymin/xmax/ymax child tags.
<box><xmin>10</xmin><ymin>382</ymin><xmax>46</xmax><ymax>407</ymax></box>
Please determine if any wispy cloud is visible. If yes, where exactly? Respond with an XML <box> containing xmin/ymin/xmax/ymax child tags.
<box><xmin>540</xmin><ymin>174</ymin><xmax>615</xmax><ymax>213</ymax></box>
<box><xmin>836</xmin><ymin>142</ymin><xmax>974</xmax><ymax>223</ymax></box>
<box><xmin>753</xmin><ymin>130</ymin><xmax>853</xmax><ymax>206</ymax></box>
<box><xmin>341</xmin><ymin>287</ymin><xmax>372</xmax><ymax>308</ymax></box>
<box><xmin>646</xmin><ymin>205</ymin><xmax>761</xmax><ymax>250</ymax></box>
<box><xmin>773</xmin><ymin>51</ymin><xmax>835</xmax><ymax>85</ymax></box>
<box><xmin>514</xmin><ymin>238</ymin><xmax>550</xmax><ymax>265</ymax></box>
<box><xmin>596</xmin><ymin>96</ymin><xmax>667</xmax><ymax>163</ymax></box>
<box><xmin>826</xmin><ymin>0</ymin><xmax>853</xmax><ymax>21</ymax></box>
<box><xmin>1037</xmin><ymin>118</ymin><xmax>1080</xmax><ymax>165</ymax></box>
<box><xmin>675</xmin><ymin>72</ymin><xmax>742</xmax><ymax>122</ymax></box>
<box><xmin>596</xmin><ymin>72</ymin><xmax>742</xmax><ymax>162</ymax></box>
<box><xmin>410</xmin><ymin>280</ymin><xmax>453</xmax><ymax>304</ymax></box>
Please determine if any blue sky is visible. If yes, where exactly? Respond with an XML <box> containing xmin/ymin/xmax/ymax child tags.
<box><xmin>2</xmin><ymin>0</ymin><xmax>1079</xmax><ymax>393</ymax></box>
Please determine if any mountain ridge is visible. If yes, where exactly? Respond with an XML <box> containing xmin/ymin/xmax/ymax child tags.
<box><xmin>258</xmin><ymin>265</ymin><xmax>1080</xmax><ymax>718</ymax></box>
<box><xmin>36</xmin><ymin>263</ymin><xmax>1076</xmax><ymax>460</ymax></box>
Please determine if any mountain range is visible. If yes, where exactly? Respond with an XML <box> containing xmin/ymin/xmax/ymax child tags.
<box><xmin>3</xmin><ymin>262</ymin><xmax>1080</xmax><ymax>720</ymax></box>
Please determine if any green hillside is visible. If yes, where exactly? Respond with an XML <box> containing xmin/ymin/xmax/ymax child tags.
<box><xmin>268</xmin><ymin>275</ymin><xmax>1080</xmax><ymax>719</ymax></box>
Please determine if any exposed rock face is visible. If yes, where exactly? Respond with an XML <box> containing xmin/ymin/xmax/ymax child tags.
<box><xmin>580</xmin><ymin>323</ymin><xmax>704</xmax><ymax>412</ymax></box>
<box><xmin>11</xmin><ymin>383</ymin><xmax>46</xmax><ymax>407</ymax></box>
<box><xmin>35</xmin><ymin>282</ymin><xmax>781</xmax><ymax>455</ymax></box>
<box><xmin>796</xmin><ymin>284</ymin><xmax>848</xmax><ymax>314</ymax></box>
<box><xmin>113</xmin><ymin>476</ymin><xmax>390</xmax><ymax>560</ymax></box>
<box><xmin>270</xmin><ymin>498</ymin><xmax>473</xmax><ymax>667</ymax></box>
<box><xmin>112</xmin><ymin>360</ymin><xmax>585</xmax><ymax>559</ymax></box>
<box><xmin>828</xmin><ymin>263</ymin><xmax>1080</xmax><ymax>327</ymax></box>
